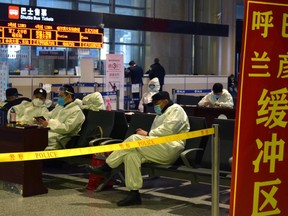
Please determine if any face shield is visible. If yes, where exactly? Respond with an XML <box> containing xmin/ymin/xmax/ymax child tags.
<box><xmin>58</xmin><ymin>86</ymin><xmax>74</xmax><ymax>95</ymax></box>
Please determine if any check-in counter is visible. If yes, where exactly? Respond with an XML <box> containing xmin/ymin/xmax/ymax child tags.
<box><xmin>181</xmin><ymin>105</ymin><xmax>236</xmax><ymax>127</ymax></box>
<box><xmin>9</xmin><ymin>75</ymin><xmax>228</xmax><ymax>99</ymax></box>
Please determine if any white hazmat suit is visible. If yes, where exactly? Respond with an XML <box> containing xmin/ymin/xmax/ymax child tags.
<box><xmin>81</xmin><ymin>92</ymin><xmax>105</xmax><ymax>111</ymax></box>
<box><xmin>106</xmin><ymin>102</ymin><xmax>190</xmax><ymax>190</ymax></box>
<box><xmin>45</xmin><ymin>100</ymin><xmax>85</xmax><ymax>150</ymax></box>
<box><xmin>198</xmin><ymin>89</ymin><xmax>234</xmax><ymax>108</ymax></box>
<box><xmin>7</xmin><ymin>100</ymin><xmax>49</xmax><ymax>124</ymax></box>
<box><xmin>138</xmin><ymin>77</ymin><xmax>160</xmax><ymax>112</ymax></box>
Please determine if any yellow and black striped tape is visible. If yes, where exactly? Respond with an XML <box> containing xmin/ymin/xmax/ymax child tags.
<box><xmin>0</xmin><ymin>128</ymin><xmax>214</xmax><ymax>162</ymax></box>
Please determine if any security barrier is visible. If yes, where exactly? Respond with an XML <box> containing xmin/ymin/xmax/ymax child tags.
<box><xmin>0</xmin><ymin>128</ymin><xmax>213</xmax><ymax>162</ymax></box>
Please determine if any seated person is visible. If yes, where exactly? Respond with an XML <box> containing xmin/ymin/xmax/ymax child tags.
<box><xmin>86</xmin><ymin>91</ymin><xmax>190</xmax><ymax>206</ymax></box>
<box><xmin>138</xmin><ymin>77</ymin><xmax>160</xmax><ymax>112</ymax></box>
<box><xmin>0</xmin><ymin>88</ymin><xmax>31</xmax><ymax>111</ymax></box>
<box><xmin>7</xmin><ymin>88</ymin><xmax>49</xmax><ymax>124</ymax></box>
<box><xmin>81</xmin><ymin>92</ymin><xmax>105</xmax><ymax>111</ymax></box>
<box><xmin>198</xmin><ymin>83</ymin><xmax>234</xmax><ymax>108</ymax></box>
<box><xmin>35</xmin><ymin>85</ymin><xmax>85</xmax><ymax>150</ymax></box>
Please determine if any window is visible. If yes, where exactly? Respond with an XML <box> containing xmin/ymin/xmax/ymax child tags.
<box><xmin>115</xmin><ymin>30</ymin><xmax>143</xmax><ymax>44</ymax></box>
<box><xmin>115</xmin><ymin>7</ymin><xmax>145</xmax><ymax>16</ymax></box>
<box><xmin>115</xmin><ymin>0</ymin><xmax>145</xmax><ymax>7</ymax></box>
<box><xmin>0</xmin><ymin>0</ymin><xmax>29</xmax><ymax>4</ymax></box>
<box><xmin>37</xmin><ymin>0</ymin><xmax>72</xmax><ymax>9</ymax></box>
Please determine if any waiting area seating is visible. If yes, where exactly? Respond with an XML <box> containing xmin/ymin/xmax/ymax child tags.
<box><xmin>45</xmin><ymin>107</ymin><xmax>235</xmax><ymax>191</ymax></box>
<box><xmin>142</xmin><ymin>118</ymin><xmax>234</xmax><ymax>186</ymax></box>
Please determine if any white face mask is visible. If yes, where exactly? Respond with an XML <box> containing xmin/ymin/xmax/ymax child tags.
<box><xmin>32</xmin><ymin>98</ymin><xmax>44</xmax><ymax>107</ymax></box>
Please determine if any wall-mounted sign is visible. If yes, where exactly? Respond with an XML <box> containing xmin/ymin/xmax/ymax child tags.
<box><xmin>0</xmin><ymin>3</ymin><xmax>104</xmax><ymax>49</ymax></box>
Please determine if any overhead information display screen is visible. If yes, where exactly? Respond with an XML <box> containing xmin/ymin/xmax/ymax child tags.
<box><xmin>0</xmin><ymin>21</ymin><xmax>104</xmax><ymax>48</ymax></box>
<box><xmin>0</xmin><ymin>3</ymin><xmax>104</xmax><ymax>49</ymax></box>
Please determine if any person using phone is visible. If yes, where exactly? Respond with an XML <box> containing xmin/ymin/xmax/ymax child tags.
<box><xmin>7</xmin><ymin>88</ymin><xmax>49</xmax><ymax>124</ymax></box>
<box><xmin>36</xmin><ymin>84</ymin><xmax>85</xmax><ymax>150</ymax></box>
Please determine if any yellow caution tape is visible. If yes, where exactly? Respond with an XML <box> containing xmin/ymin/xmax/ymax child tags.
<box><xmin>0</xmin><ymin>128</ymin><xmax>214</xmax><ymax>163</ymax></box>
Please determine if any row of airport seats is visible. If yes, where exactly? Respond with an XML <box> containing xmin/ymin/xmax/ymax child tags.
<box><xmin>56</xmin><ymin>108</ymin><xmax>234</xmax><ymax>190</ymax></box>
<box><xmin>140</xmin><ymin>118</ymin><xmax>234</xmax><ymax>187</ymax></box>
<box><xmin>65</xmin><ymin>109</ymin><xmax>128</xmax><ymax>149</ymax></box>
<box><xmin>77</xmin><ymin>110</ymin><xmax>235</xmax><ymax>190</ymax></box>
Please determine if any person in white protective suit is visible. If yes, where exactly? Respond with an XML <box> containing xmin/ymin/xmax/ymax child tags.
<box><xmin>81</xmin><ymin>91</ymin><xmax>105</xmax><ymax>111</ymax></box>
<box><xmin>138</xmin><ymin>77</ymin><xmax>160</xmax><ymax>112</ymax></box>
<box><xmin>35</xmin><ymin>84</ymin><xmax>85</xmax><ymax>150</ymax></box>
<box><xmin>86</xmin><ymin>91</ymin><xmax>190</xmax><ymax>206</ymax></box>
<box><xmin>7</xmin><ymin>88</ymin><xmax>49</xmax><ymax>124</ymax></box>
<box><xmin>198</xmin><ymin>82</ymin><xmax>234</xmax><ymax>108</ymax></box>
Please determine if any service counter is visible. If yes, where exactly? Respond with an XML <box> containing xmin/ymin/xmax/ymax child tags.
<box><xmin>9</xmin><ymin>75</ymin><xmax>228</xmax><ymax>99</ymax></box>
<box><xmin>0</xmin><ymin>126</ymin><xmax>48</xmax><ymax>197</ymax></box>
<box><xmin>181</xmin><ymin>105</ymin><xmax>236</xmax><ymax>127</ymax></box>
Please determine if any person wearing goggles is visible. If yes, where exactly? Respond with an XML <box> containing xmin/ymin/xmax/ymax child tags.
<box><xmin>36</xmin><ymin>84</ymin><xmax>85</xmax><ymax>150</ymax></box>
<box><xmin>138</xmin><ymin>77</ymin><xmax>160</xmax><ymax>112</ymax></box>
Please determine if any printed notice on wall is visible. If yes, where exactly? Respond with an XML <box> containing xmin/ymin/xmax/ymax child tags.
<box><xmin>230</xmin><ymin>0</ymin><xmax>288</xmax><ymax>215</ymax></box>
<box><xmin>105</xmin><ymin>54</ymin><xmax>124</xmax><ymax>110</ymax></box>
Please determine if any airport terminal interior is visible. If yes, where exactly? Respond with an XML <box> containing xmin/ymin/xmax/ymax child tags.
<box><xmin>0</xmin><ymin>162</ymin><xmax>230</xmax><ymax>216</ymax></box>
<box><xmin>0</xmin><ymin>0</ymin><xmax>244</xmax><ymax>215</ymax></box>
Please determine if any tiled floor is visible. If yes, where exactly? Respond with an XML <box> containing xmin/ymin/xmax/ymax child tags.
<box><xmin>0</xmin><ymin>164</ymin><xmax>230</xmax><ymax>216</ymax></box>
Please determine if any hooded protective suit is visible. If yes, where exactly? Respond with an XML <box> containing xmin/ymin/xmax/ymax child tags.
<box><xmin>81</xmin><ymin>92</ymin><xmax>104</xmax><ymax>111</ymax></box>
<box><xmin>198</xmin><ymin>89</ymin><xmax>234</xmax><ymax>108</ymax></box>
<box><xmin>106</xmin><ymin>102</ymin><xmax>190</xmax><ymax>190</ymax></box>
<box><xmin>7</xmin><ymin>100</ymin><xmax>49</xmax><ymax>124</ymax></box>
<box><xmin>45</xmin><ymin>100</ymin><xmax>85</xmax><ymax>150</ymax></box>
<box><xmin>138</xmin><ymin>77</ymin><xmax>160</xmax><ymax>112</ymax></box>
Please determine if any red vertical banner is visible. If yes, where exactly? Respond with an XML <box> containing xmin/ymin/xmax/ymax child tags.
<box><xmin>230</xmin><ymin>0</ymin><xmax>288</xmax><ymax>215</ymax></box>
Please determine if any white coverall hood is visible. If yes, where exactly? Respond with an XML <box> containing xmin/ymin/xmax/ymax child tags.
<box><xmin>138</xmin><ymin>78</ymin><xmax>160</xmax><ymax>112</ymax></box>
<box><xmin>81</xmin><ymin>92</ymin><xmax>104</xmax><ymax>111</ymax></box>
<box><xmin>148</xmin><ymin>77</ymin><xmax>160</xmax><ymax>92</ymax></box>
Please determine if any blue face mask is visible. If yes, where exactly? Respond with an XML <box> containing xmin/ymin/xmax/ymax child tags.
<box><xmin>57</xmin><ymin>97</ymin><xmax>65</xmax><ymax>106</ymax></box>
<box><xmin>213</xmin><ymin>94</ymin><xmax>221</xmax><ymax>100</ymax></box>
<box><xmin>154</xmin><ymin>105</ymin><xmax>162</xmax><ymax>115</ymax></box>
<box><xmin>149</xmin><ymin>85</ymin><xmax>155</xmax><ymax>91</ymax></box>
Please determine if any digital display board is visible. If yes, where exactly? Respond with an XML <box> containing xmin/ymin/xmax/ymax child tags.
<box><xmin>0</xmin><ymin>3</ymin><xmax>104</xmax><ymax>49</ymax></box>
<box><xmin>0</xmin><ymin>21</ymin><xmax>103</xmax><ymax>48</ymax></box>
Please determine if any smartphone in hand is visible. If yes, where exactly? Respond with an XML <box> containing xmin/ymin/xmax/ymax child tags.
<box><xmin>34</xmin><ymin>116</ymin><xmax>46</xmax><ymax>121</ymax></box>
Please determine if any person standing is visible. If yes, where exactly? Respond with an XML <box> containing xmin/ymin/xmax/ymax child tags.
<box><xmin>146</xmin><ymin>58</ymin><xmax>166</xmax><ymax>91</ymax></box>
<box><xmin>228</xmin><ymin>74</ymin><xmax>238</xmax><ymax>97</ymax></box>
<box><xmin>125</xmin><ymin>60</ymin><xmax>144</xmax><ymax>110</ymax></box>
